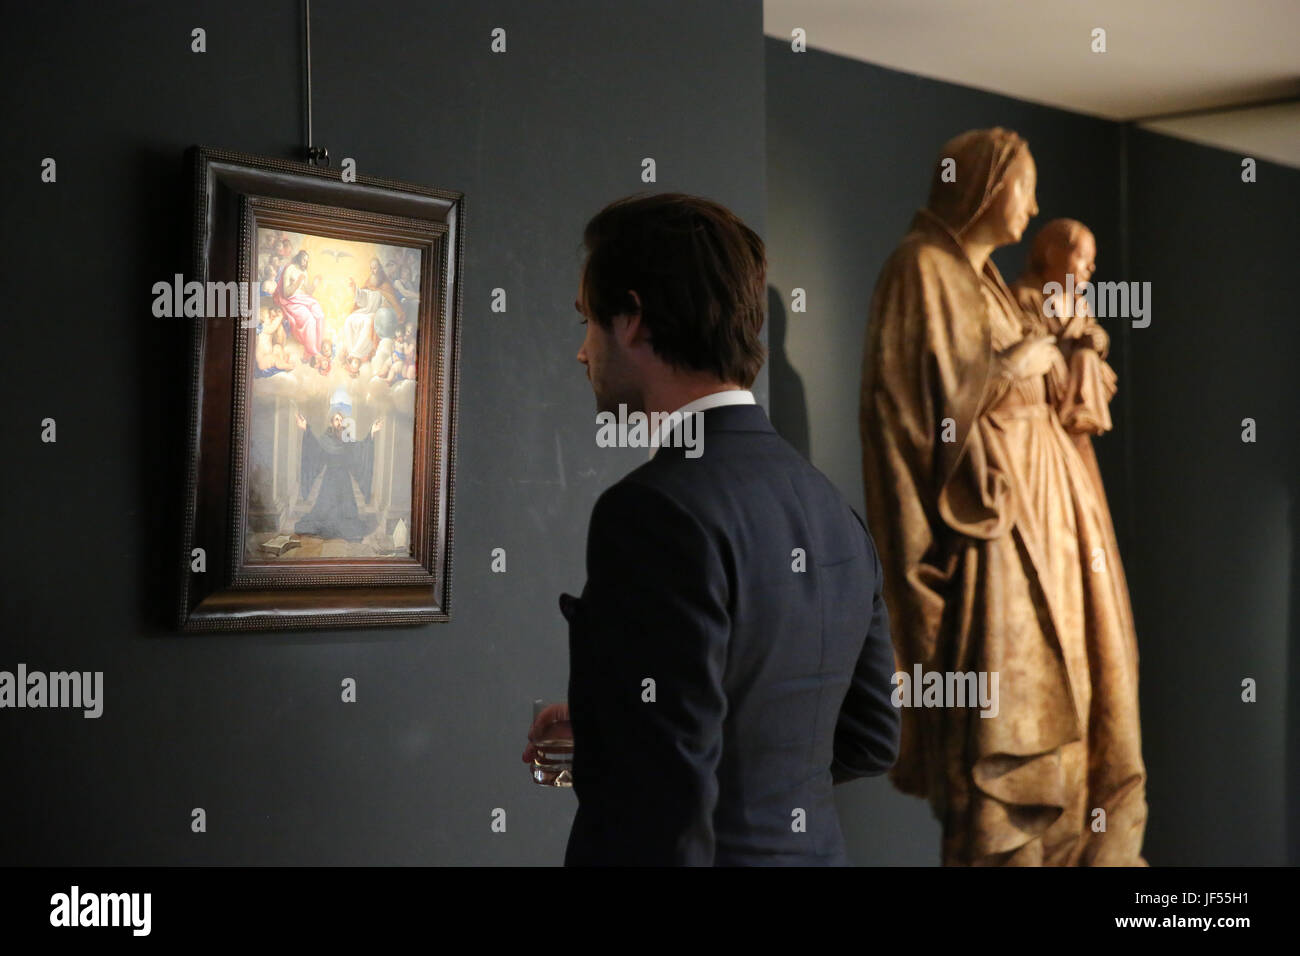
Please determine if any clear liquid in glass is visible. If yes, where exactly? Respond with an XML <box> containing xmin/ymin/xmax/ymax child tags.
<box><xmin>531</xmin><ymin>737</ymin><xmax>574</xmax><ymax>788</ymax></box>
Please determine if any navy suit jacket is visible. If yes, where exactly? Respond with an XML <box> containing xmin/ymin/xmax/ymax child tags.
<box><xmin>562</xmin><ymin>403</ymin><xmax>899</xmax><ymax>866</ymax></box>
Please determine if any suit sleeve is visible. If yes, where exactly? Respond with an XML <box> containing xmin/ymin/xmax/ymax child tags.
<box><xmin>570</xmin><ymin>480</ymin><xmax>729</xmax><ymax>865</ymax></box>
<box><xmin>831</xmin><ymin>528</ymin><xmax>901</xmax><ymax>782</ymax></box>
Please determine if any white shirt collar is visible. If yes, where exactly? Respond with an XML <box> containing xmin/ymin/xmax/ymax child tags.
<box><xmin>649</xmin><ymin>388</ymin><xmax>755</xmax><ymax>458</ymax></box>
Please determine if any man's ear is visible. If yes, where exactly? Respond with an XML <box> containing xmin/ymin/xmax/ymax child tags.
<box><xmin>612</xmin><ymin>290</ymin><xmax>647</xmax><ymax>348</ymax></box>
<box><xmin>620</xmin><ymin>290</ymin><xmax>650</xmax><ymax>348</ymax></box>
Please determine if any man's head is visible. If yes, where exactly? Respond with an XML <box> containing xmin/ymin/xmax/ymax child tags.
<box><xmin>575</xmin><ymin>193</ymin><xmax>766</xmax><ymax>414</ymax></box>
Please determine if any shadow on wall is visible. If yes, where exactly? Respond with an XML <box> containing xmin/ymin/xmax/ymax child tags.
<box><xmin>766</xmin><ymin>285</ymin><xmax>810</xmax><ymax>459</ymax></box>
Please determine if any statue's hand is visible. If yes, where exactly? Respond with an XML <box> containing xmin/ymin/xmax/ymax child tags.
<box><xmin>295</xmin><ymin>412</ymin><xmax>307</xmax><ymax>431</ymax></box>
<box><xmin>1060</xmin><ymin>309</ymin><xmax>1090</xmax><ymax>341</ymax></box>
<box><xmin>1002</xmin><ymin>335</ymin><xmax>1058</xmax><ymax>379</ymax></box>
<box><xmin>371</xmin><ymin>417</ymin><xmax>383</xmax><ymax>436</ymax></box>
<box><xmin>1085</xmin><ymin>324</ymin><xmax>1109</xmax><ymax>353</ymax></box>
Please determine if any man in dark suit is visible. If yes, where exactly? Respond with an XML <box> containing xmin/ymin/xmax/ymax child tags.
<box><xmin>522</xmin><ymin>193</ymin><xmax>899</xmax><ymax>865</ymax></box>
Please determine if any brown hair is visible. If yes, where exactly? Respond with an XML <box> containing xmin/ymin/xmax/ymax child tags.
<box><xmin>581</xmin><ymin>193</ymin><xmax>767</xmax><ymax>388</ymax></box>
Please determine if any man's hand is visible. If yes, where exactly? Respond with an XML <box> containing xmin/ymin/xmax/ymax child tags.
<box><xmin>371</xmin><ymin>417</ymin><xmax>384</xmax><ymax>436</ymax></box>
<box><xmin>521</xmin><ymin>702</ymin><xmax>571</xmax><ymax>764</ymax></box>
<box><xmin>295</xmin><ymin>411</ymin><xmax>307</xmax><ymax>431</ymax></box>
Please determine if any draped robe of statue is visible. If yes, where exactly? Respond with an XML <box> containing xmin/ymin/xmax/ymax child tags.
<box><xmin>1010</xmin><ymin>276</ymin><xmax>1120</xmax><ymax>529</ymax></box>
<box><xmin>295</xmin><ymin>425</ymin><xmax>378</xmax><ymax>541</ymax></box>
<box><xmin>859</xmin><ymin>132</ymin><xmax>1146</xmax><ymax>865</ymax></box>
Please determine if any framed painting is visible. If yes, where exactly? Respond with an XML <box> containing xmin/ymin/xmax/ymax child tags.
<box><xmin>180</xmin><ymin>147</ymin><xmax>463</xmax><ymax>630</ymax></box>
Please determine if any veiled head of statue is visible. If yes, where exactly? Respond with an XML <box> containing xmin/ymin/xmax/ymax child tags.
<box><xmin>926</xmin><ymin>128</ymin><xmax>1037</xmax><ymax>245</ymax></box>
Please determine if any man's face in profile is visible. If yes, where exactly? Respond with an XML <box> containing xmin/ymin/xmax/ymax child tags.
<box><xmin>575</xmin><ymin>264</ymin><xmax>636</xmax><ymax>415</ymax></box>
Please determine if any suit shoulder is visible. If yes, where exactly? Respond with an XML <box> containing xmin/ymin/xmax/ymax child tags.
<box><xmin>606</xmin><ymin>442</ymin><xmax>758</xmax><ymax>530</ymax></box>
<box><xmin>591</xmin><ymin>469</ymin><xmax>699</xmax><ymax>526</ymax></box>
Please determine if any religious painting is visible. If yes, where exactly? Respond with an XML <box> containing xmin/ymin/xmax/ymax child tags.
<box><xmin>181</xmin><ymin>147</ymin><xmax>463</xmax><ymax>631</ymax></box>
<box><xmin>244</xmin><ymin>226</ymin><xmax>424</xmax><ymax>562</ymax></box>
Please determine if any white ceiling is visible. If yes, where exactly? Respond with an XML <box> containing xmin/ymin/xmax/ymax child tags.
<box><xmin>764</xmin><ymin>0</ymin><xmax>1300</xmax><ymax>168</ymax></box>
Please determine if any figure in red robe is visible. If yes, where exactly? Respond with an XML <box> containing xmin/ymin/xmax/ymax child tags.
<box><xmin>275</xmin><ymin>250</ymin><xmax>327</xmax><ymax>361</ymax></box>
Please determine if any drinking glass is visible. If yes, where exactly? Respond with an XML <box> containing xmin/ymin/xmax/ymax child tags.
<box><xmin>530</xmin><ymin>698</ymin><xmax>573</xmax><ymax>788</ymax></box>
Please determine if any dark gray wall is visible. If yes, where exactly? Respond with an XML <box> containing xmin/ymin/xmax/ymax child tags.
<box><xmin>766</xmin><ymin>38</ymin><xmax>1297</xmax><ymax>865</ymax></box>
<box><xmin>1125</xmin><ymin>129</ymin><xmax>1299</xmax><ymax>866</ymax></box>
<box><xmin>0</xmin><ymin>0</ymin><xmax>765</xmax><ymax>865</ymax></box>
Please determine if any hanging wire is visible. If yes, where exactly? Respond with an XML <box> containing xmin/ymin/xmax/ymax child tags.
<box><xmin>304</xmin><ymin>0</ymin><xmax>312</xmax><ymax>147</ymax></box>
<box><xmin>303</xmin><ymin>0</ymin><xmax>328</xmax><ymax>166</ymax></box>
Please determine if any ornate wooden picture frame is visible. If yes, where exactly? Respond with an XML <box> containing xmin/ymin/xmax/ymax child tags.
<box><xmin>180</xmin><ymin>147</ymin><xmax>463</xmax><ymax>631</ymax></box>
